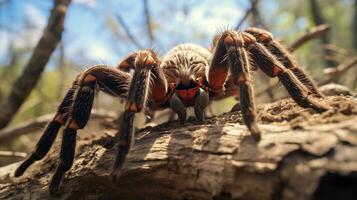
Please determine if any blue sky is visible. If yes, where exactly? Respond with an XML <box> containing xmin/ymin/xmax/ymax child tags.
<box><xmin>0</xmin><ymin>0</ymin><xmax>287</xmax><ymax>68</ymax></box>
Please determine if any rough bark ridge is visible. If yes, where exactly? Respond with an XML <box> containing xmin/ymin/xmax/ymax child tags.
<box><xmin>0</xmin><ymin>95</ymin><xmax>357</xmax><ymax>200</ymax></box>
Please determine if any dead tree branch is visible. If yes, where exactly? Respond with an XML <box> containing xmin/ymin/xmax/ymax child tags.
<box><xmin>235</xmin><ymin>0</ymin><xmax>259</xmax><ymax>30</ymax></box>
<box><xmin>319</xmin><ymin>56</ymin><xmax>357</xmax><ymax>85</ymax></box>
<box><xmin>354</xmin><ymin>0</ymin><xmax>357</xmax><ymax>50</ymax></box>
<box><xmin>143</xmin><ymin>0</ymin><xmax>154</xmax><ymax>45</ymax></box>
<box><xmin>0</xmin><ymin>151</ymin><xmax>27</xmax><ymax>158</ymax></box>
<box><xmin>288</xmin><ymin>24</ymin><xmax>330</xmax><ymax>51</ymax></box>
<box><xmin>1</xmin><ymin>96</ymin><xmax>356</xmax><ymax>199</ymax></box>
<box><xmin>0</xmin><ymin>0</ymin><xmax>72</xmax><ymax>130</ymax></box>
<box><xmin>309</xmin><ymin>0</ymin><xmax>337</xmax><ymax>68</ymax></box>
<box><xmin>0</xmin><ymin>109</ymin><xmax>117</xmax><ymax>142</ymax></box>
<box><xmin>115</xmin><ymin>13</ymin><xmax>143</xmax><ymax>49</ymax></box>
<box><xmin>249</xmin><ymin>0</ymin><xmax>266</xmax><ymax>28</ymax></box>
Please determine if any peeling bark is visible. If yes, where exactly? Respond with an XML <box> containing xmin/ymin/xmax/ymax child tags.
<box><xmin>0</xmin><ymin>96</ymin><xmax>357</xmax><ymax>200</ymax></box>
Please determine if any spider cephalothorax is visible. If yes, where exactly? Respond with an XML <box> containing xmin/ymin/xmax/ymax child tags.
<box><xmin>14</xmin><ymin>28</ymin><xmax>330</xmax><ymax>195</ymax></box>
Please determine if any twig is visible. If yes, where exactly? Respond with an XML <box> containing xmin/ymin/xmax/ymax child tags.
<box><xmin>235</xmin><ymin>0</ymin><xmax>259</xmax><ymax>30</ymax></box>
<box><xmin>143</xmin><ymin>0</ymin><xmax>154</xmax><ymax>44</ymax></box>
<box><xmin>309</xmin><ymin>0</ymin><xmax>337</xmax><ymax>68</ymax></box>
<box><xmin>0</xmin><ymin>151</ymin><xmax>27</xmax><ymax>158</ymax></box>
<box><xmin>115</xmin><ymin>13</ymin><xmax>144</xmax><ymax>49</ymax></box>
<box><xmin>319</xmin><ymin>56</ymin><xmax>357</xmax><ymax>85</ymax></box>
<box><xmin>0</xmin><ymin>109</ymin><xmax>117</xmax><ymax>142</ymax></box>
<box><xmin>249</xmin><ymin>0</ymin><xmax>266</xmax><ymax>28</ymax></box>
<box><xmin>288</xmin><ymin>24</ymin><xmax>330</xmax><ymax>51</ymax></box>
<box><xmin>0</xmin><ymin>0</ymin><xmax>72</xmax><ymax>130</ymax></box>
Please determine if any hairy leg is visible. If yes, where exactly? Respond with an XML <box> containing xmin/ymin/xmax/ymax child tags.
<box><xmin>49</xmin><ymin>128</ymin><xmax>77</xmax><ymax>195</ymax></box>
<box><xmin>49</xmin><ymin>72</ymin><xmax>97</xmax><ymax>194</ymax></box>
<box><xmin>14</xmin><ymin>65</ymin><xmax>132</xmax><ymax>194</ymax></box>
<box><xmin>242</xmin><ymin>32</ymin><xmax>330</xmax><ymax>112</ymax></box>
<box><xmin>14</xmin><ymin>79</ymin><xmax>79</xmax><ymax>177</ymax></box>
<box><xmin>209</xmin><ymin>30</ymin><xmax>262</xmax><ymax>140</ymax></box>
<box><xmin>208</xmin><ymin>32</ymin><xmax>230</xmax><ymax>97</ymax></box>
<box><xmin>169</xmin><ymin>93</ymin><xmax>187</xmax><ymax>124</ymax></box>
<box><xmin>245</xmin><ymin>27</ymin><xmax>323</xmax><ymax>97</ymax></box>
<box><xmin>111</xmin><ymin>50</ymin><xmax>167</xmax><ymax>178</ymax></box>
<box><xmin>194</xmin><ymin>88</ymin><xmax>209</xmax><ymax>121</ymax></box>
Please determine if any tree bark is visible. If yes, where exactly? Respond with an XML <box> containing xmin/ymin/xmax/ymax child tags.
<box><xmin>0</xmin><ymin>96</ymin><xmax>356</xmax><ymax>200</ymax></box>
<box><xmin>354</xmin><ymin>0</ymin><xmax>357</xmax><ymax>51</ymax></box>
<box><xmin>0</xmin><ymin>0</ymin><xmax>72</xmax><ymax>129</ymax></box>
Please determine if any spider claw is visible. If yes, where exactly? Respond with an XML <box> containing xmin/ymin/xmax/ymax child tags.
<box><xmin>169</xmin><ymin>93</ymin><xmax>187</xmax><ymax>124</ymax></box>
<box><xmin>49</xmin><ymin>170</ymin><xmax>64</xmax><ymax>196</ymax></box>
<box><xmin>178</xmin><ymin>111</ymin><xmax>187</xmax><ymax>124</ymax></box>
<box><xmin>249</xmin><ymin>124</ymin><xmax>262</xmax><ymax>141</ymax></box>
<box><xmin>194</xmin><ymin>88</ymin><xmax>209</xmax><ymax>122</ymax></box>
<box><xmin>109</xmin><ymin>170</ymin><xmax>121</xmax><ymax>181</ymax></box>
<box><xmin>306</xmin><ymin>95</ymin><xmax>331</xmax><ymax>113</ymax></box>
<box><xmin>14</xmin><ymin>156</ymin><xmax>34</xmax><ymax>177</ymax></box>
<box><xmin>230</xmin><ymin>102</ymin><xmax>242</xmax><ymax>112</ymax></box>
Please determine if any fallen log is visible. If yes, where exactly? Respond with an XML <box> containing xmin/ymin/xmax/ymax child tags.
<box><xmin>0</xmin><ymin>95</ymin><xmax>356</xmax><ymax>200</ymax></box>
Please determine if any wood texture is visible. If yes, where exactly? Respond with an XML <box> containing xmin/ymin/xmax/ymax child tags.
<box><xmin>0</xmin><ymin>95</ymin><xmax>356</xmax><ymax>200</ymax></box>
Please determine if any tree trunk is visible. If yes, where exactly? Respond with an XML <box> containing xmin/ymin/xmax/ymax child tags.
<box><xmin>0</xmin><ymin>0</ymin><xmax>71</xmax><ymax>129</ymax></box>
<box><xmin>352</xmin><ymin>0</ymin><xmax>357</xmax><ymax>51</ymax></box>
<box><xmin>309</xmin><ymin>0</ymin><xmax>337</xmax><ymax>68</ymax></box>
<box><xmin>0</xmin><ymin>96</ymin><xmax>356</xmax><ymax>200</ymax></box>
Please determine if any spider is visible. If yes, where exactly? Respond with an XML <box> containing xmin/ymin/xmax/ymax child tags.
<box><xmin>14</xmin><ymin>28</ymin><xmax>330</xmax><ymax>195</ymax></box>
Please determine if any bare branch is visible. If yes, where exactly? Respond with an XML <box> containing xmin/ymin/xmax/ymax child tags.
<box><xmin>319</xmin><ymin>56</ymin><xmax>357</xmax><ymax>85</ymax></box>
<box><xmin>0</xmin><ymin>151</ymin><xmax>27</xmax><ymax>158</ymax></box>
<box><xmin>0</xmin><ymin>109</ymin><xmax>117</xmax><ymax>142</ymax></box>
<box><xmin>0</xmin><ymin>0</ymin><xmax>72</xmax><ymax>130</ymax></box>
<box><xmin>288</xmin><ymin>24</ymin><xmax>330</xmax><ymax>51</ymax></box>
<box><xmin>309</xmin><ymin>0</ymin><xmax>337</xmax><ymax>68</ymax></box>
<box><xmin>235</xmin><ymin>0</ymin><xmax>259</xmax><ymax>30</ymax></box>
<box><xmin>354</xmin><ymin>0</ymin><xmax>357</xmax><ymax>50</ymax></box>
<box><xmin>115</xmin><ymin>13</ymin><xmax>144</xmax><ymax>49</ymax></box>
<box><xmin>143</xmin><ymin>0</ymin><xmax>154</xmax><ymax>44</ymax></box>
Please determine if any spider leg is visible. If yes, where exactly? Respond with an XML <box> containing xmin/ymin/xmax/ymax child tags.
<box><xmin>208</xmin><ymin>33</ymin><xmax>230</xmax><ymax>97</ymax></box>
<box><xmin>194</xmin><ymin>88</ymin><xmax>209</xmax><ymax>121</ymax></box>
<box><xmin>12</xmin><ymin>65</ymin><xmax>131</xmax><ymax>194</ymax></box>
<box><xmin>117</xmin><ymin>52</ymin><xmax>137</xmax><ymax>72</ymax></box>
<box><xmin>111</xmin><ymin>110</ymin><xmax>134</xmax><ymax>178</ymax></box>
<box><xmin>14</xmin><ymin>79</ymin><xmax>79</xmax><ymax>177</ymax></box>
<box><xmin>169</xmin><ymin>93</ymin><xmax>187</xmax><ymax>124</ymax></box>
<box><xmin>49</xmin><ymin>66</ymin><xmax>131</xmax><ymax>194</ymax></box>
<box><xmin>111</xmin><ymin>50</ymin><xmax>166</xmax><ymax>178</ymax></box>
<box><xmin>242</xmin><ymin>32</ymin><xmax>330</xmax><ymax>112</ymax></box>
<box><xmin>245</xmin><ymin>28</ymin><xmax>323</xmax><ymax>97</ymax></box>
<box><xmin>49</xmin><ymin>128</ymin><xmax>77</xmax><ymax>195</ymax></box>
<box><xmin>209</xmin><ymin>31</ymin><xmax>262</xmax><ymax>140</ymax></box>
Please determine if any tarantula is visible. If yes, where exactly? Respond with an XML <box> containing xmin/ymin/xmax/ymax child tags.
<box><xmin>14</xmin><ymin>28</ymin><xmax>330</xmax><ymax>194</ymax></box>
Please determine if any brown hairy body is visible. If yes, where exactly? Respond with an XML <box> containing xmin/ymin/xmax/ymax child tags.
<box><xmin>14</xmin><ymin>28</ymin><xmax>330</xmax><ymax>195</ymax></box>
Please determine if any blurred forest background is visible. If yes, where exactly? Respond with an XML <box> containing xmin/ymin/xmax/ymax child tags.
<box><xmin>0</xmin><ymin>0</ymin><xmax>356</xmax><ymax>166</ymax></box>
